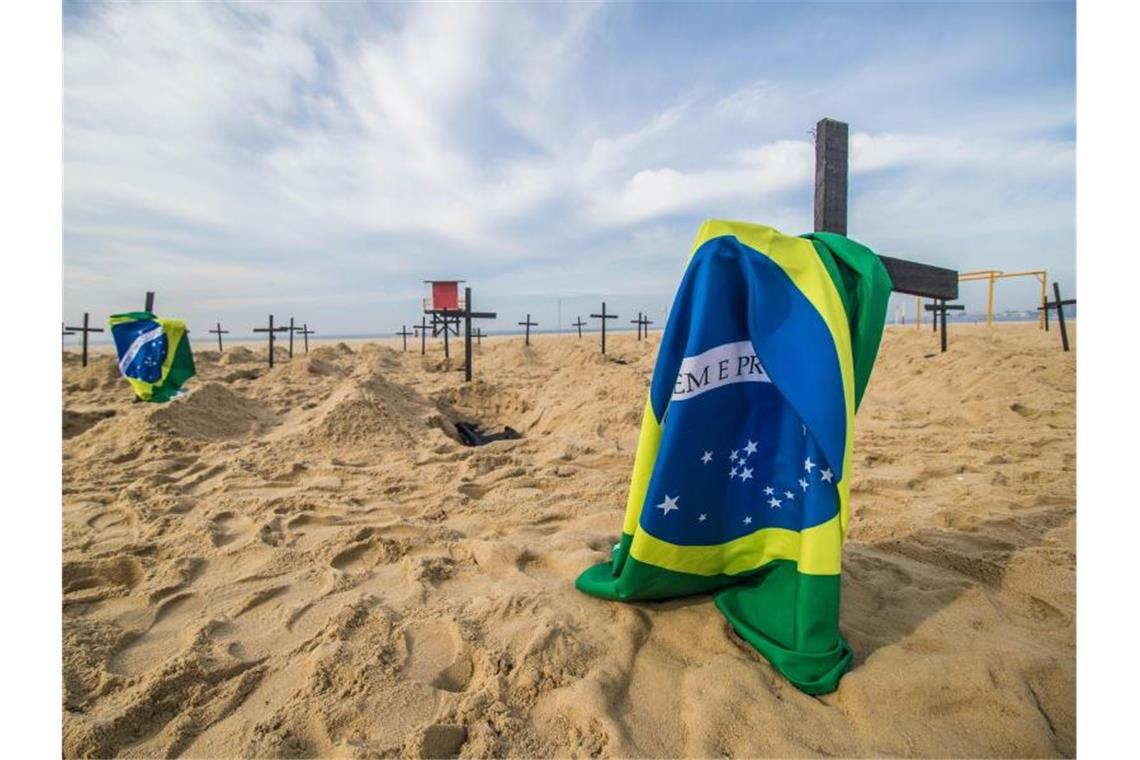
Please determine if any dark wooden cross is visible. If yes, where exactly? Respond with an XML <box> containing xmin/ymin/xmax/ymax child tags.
<box><xmin>145</xmin><ymin>291</ymin><xmax>155</xmax><ymax>312</ymax></box>
<box><xmin>1038</xmin><ymin>282</ymin><xmax>1075</xmax><ymax>352</ymax></box>
<box><xmin>64</xmin><ymin>312</ymin><xmax>104</xmax><ymax>367</ymax></box>
<box><xmin>413</xmin><ymin>317</ymin><xmax>428</xmax><ymax>355</ymax></box>
<box><xmin>630</xmin><ymin>311</ymin><xmax>652</xmax><ymax>340</ymax></box>
<box><xmin>253</xmin><ymin>315</ymin><xmax>290</xmax><ymax>368</ymax></box>
<box><xmin>572</xmin><ymin>317</ymin><xmax>586</xmax><ymax>338</ymax></box>
<box><xmin>462</xmin><ymin>287</ymin><xmax>497</xmax><ymax>382</ymax></box>
<box><xmin>590</xmin><ymin>301</ymin><xmax>618</xmax><ymax>355</ymax></box>
<box><xmin>395</xmin><ymin>324</ymin><xmax>413</xmax><ymax>352</ymax></box>
<box><xmin>474</xmin><ymin>327</ymin><xmax>484</xmax><ymax>346</ymax></box>
<box><xmin>287</xmin><ymin>317</ymin><xmax>298</xmax><ymax>358</ymax></box>
<box><xmin>518</xmin><ymin>314</ymin><xmax>538</xmax><ymax>346</ymax></box>
<box><xmin>299</xmin><ymin>324</ymin><xmax>315</xmax><ymax>353</ymax></box>
<box><xmin>209</xmin><ymin>322</ymin><xmax>229</xmax><ymax>353</ymax></box>
<box><xmin>925</xmin><ymin>300</ymin><xmax>965</xmax><ymax>353</ymax></box>
<box><xmin>814</xmin><ymin>117</ymin><xmax>958</xmax><ymax>301</ymax></box>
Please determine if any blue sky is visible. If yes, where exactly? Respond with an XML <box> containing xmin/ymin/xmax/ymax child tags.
<box><xmin>63</xmin><ymin>1</ymin><xmax>1075</xmax><ymax>337</ymax></box>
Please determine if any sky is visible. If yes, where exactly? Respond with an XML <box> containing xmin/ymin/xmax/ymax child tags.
<box><xmin>63</xmin><ymin>1</ymin><xmax>1075</xmax><ymax>338</ymax></box>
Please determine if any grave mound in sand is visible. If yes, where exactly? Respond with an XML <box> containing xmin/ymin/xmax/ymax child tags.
<box><xmin>307</xmin><ymin>371</ymin><xmax>455</xmax><ymax>448</ymax></box>
<box><xmin>220</xmin><ymin>346</ymin><xmax>257</xmax><ymax>365</ymax></box>
<box><xmin>148</xmin><ymin>383</ymin><xmax>279</xmax><ymax>439</ymax></box>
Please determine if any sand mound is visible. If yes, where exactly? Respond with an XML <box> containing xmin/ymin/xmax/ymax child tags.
<box><xmin>148</xmin><ymin>383</ymin><xmax>279</xmax><ymax>439</ymax></box>
<box><xmin>62</xmin><ymin>326</ymin><xmax>1075</xmax><ymax>758</ymax></box>
<box><xmin>220</xmin><ymin>346</ymin><xmax>258</xmax><ymax>365</ymax></box>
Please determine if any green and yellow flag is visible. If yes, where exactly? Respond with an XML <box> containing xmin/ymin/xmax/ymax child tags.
<box><xmin>108</xmin><ymin>311</ymin><xmax>196</xmax><ymax>402</ymax></box>
<box><xmin>575</xmin><ymin>220</ymin><xmax>892</xmax><ymax>694</ymax></box>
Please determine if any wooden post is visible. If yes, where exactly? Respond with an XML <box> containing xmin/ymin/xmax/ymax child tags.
<box><xmin>209</xmin><ymin>322</ymin><xmax>229</xmax><ymax>353</ymax></box>
<box><xmin>814</xmin><ymin>118</ymin><xmax>848</xmax><ymax>235</ymax></box>
<box><xmin>518</xmin><ymin>314</ymin><xmax>538</xmax><ymax>346</ymax></box>
<box><xmin>589</xmin><ymin>302</ymin><xmax>618</xmax><ymax>355</ymax></box>
<box><xmin>572</xmin><ymin>317</ymin><xmax>586</xmax><ymax>338</ymax></box>
<box><xmin>64</xmin><ymin>312</ymin><xmax>104</xmax><ymax>367</ymax></box>
<box><xmin>395</xmin><ymin>325</ymin><xmax>413</xmax><ymax>352</ymax></box>
<box><xmin>986</xmin><ymin>273</ymin><xmax>995</xmax><ymax>327</ymax></box>
<box><xmin>253</xmin><ymin>315</ymin><xmax>289</xmax><ymax>368</ymax></box>
<box><xmin>145</xmin><ymin>291</ymin><xmax>155</xmax><ymax>312</ymax></box>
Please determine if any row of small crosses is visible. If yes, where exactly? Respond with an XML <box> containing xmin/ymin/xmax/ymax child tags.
<box><xmin>656</xmin><ymin>444</ymin><xmax>834</xmax><ymax>525</ymax></box>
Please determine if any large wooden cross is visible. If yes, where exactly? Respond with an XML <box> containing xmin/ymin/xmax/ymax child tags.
<box><xmin>209</xmin><ymin>322</ymin><xmax>229</xmax><ymax>353</ymax></box>
<box><xmin>64</xmin><ymin>312</ymin><xmax>104</xmax><ymax>367</ymax></box>
<box><xmin>253</xmin><ymin>315</ymin><xmax>290</xmax><ymax>368</ymax></box>
<box><xmin>299</xmin><ymin>324</ymin><xmax>315</xmax><ymax>353</ymax></box>
<box><xmin>924</xmin><ymin>300</ymin><xmax>965</xmax><ymax>353</ymax></box>
<box><xmin>517</xmin><ymin>314</ymin><xmax>538</xmax><ymax>346</ymax></box>
<box><xmin>572</xmin><ymin>317</ymin><xmax>586</xmax><ymax>339</ymax></box>
<box><xmin>461</xmin><ymin>287</ymin><xmax>497</xmax><ymax>382</ymax></box>
<box><xmin>1038</xmin><ymin>282</ymin><xmax>1076</xmax><ymax>352</ymax></box>
<box><xmin>395</xmin><ymin>324</ymin><xmax>413</xmax><ymax>352</ymax></box>
<box><xmin>814</xmin><ymin>118</ymin><xmax>958</xmax><ymax>301</ymax></box>
<box><xmin>590</xmin><ymin>301</ymin><xmax>618</xmax><ymax>355</ymax></box>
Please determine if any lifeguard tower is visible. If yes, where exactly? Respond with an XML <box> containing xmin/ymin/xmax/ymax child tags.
<box><xmin>423</xmin><ymin>280</ymin><xmax>465</xmax><ymax>337</ymax></box>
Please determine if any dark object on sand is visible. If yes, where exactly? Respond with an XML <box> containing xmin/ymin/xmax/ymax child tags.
<box><xmin>455</xmin><ymin>421</ymin><xmax>521</xmax><ymax>447</ymax></box>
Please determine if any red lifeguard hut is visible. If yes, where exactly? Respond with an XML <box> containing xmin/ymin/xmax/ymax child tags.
<box><xmin>423</xmin><ymin>280</ymin><xmax>466</xmax><ymax>314</ymax></box>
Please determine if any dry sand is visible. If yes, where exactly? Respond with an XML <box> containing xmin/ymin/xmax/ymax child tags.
<box><xmin>61</xmin><ymin>324</ymin><xmax>1075</xmax><ymax>758</ymax></box>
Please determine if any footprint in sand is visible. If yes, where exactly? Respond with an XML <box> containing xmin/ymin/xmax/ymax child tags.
<box><xmin>401</xmin><ymin>621</ymin><xmax>473</xmax><ymax>693</ymax></box>
<box><xmin>209</xmin><ymin>511</ymin><xmax>256</xmax><ymax>547</ymax></box>
<box><xmin>85</xmin><ymin>508</ymin><xmax>135</xmax><ymax>552</ymax></box>
<box><xmin>108</xmin><ymin>592</ymin><xmax>205</xmax><ymax>676</ymax></box>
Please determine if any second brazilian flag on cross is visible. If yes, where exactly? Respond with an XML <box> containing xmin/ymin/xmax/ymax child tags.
<box><xmin>575</xmin><ymin>220</ymin><xmax>892</xmax><ymax>694</ymax></box>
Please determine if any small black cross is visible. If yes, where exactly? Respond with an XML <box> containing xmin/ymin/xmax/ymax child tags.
<box><xmin>518</xmin><ymin>314</ymin><xmax>538</xmax><ymax>346</ymax></box>
<box><xmin>924</xmin><ymin>300</ymin><xmax>965</xmax><ymax>353</ymax></box>
<box><xmin>62</xmin><ymin>322</ymin><xmax>75</xmax><ymax>346</ymax></box>
<box><xmin>474</xmin><ymin>327</ymin><xmax>484</xmax><ymax>346</ymax></box>
<box><xmin>630</xmin><ymin>311</ymin><xmax>652</xmax><ymax>340</ymax></box>
<box><xmin>64</xmin><ymin>312</ymin><xmax>105</xmax><ymax>367</ymax></box>
<box><xmin>287</xmin><ymin>316</ymin><xmax>298</xmax><ymax>358</ymax></box>
<box><xmin>208</xmin><ymin>322</ymin><xmax>230</xmax><ymax>353</ymax></box>
<box><xmin>462</xmin><ymin>287</ymin><xmax>497</xmax><ymax>382</ymax></box>
<box><xmin>413</xmin><ymin>316</ymin><xmax>428</xmax><ymax>355</ymax></box>
<box><xmin>395</xmin><ymin>324</ymin><xmax>413</xmax><ymax>352</ymax></box>
<box><xmin>589</xmin><ymin>301</ymin><xmax>619</xmax><ymax>355</ymax></box>
<box><xmin>299</xmin><ymin>324</ymin><xmax>315</xmax><ymax>353</ymax></box>
<box><xmin>572</xmin><ymin>317</ymin><xmax>586</xmax><ymax>339</ymax></box>
<box><xmin>252</xmin><ymin>315</ymin><xmax>290</xmax><ymax>368</ymax></box>
<box><xmin>1038</xmin><ymin>282</ymin><xmax>1076</xmax><ymax>352</ymax></box>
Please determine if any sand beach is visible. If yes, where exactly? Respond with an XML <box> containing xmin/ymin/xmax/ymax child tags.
<box><xmin>61</xmin><ymin>323</ymin><xmax>1075</xmax><ymax>758</ymax></box>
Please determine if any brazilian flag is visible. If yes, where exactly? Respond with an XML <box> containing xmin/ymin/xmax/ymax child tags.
<box><xmin>108</xmin><ymin>312</ymin><xmax>196</xmax><ymax>402</ymax></box>
<box><xmin>575</xmin><ymin>220</ymin><xmax>892</xmax><ymax>694</ymax></box>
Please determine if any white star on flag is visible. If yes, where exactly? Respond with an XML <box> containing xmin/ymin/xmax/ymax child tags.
<box><xmin>730</xmin><ymin>449</ymin><xmax>740</xmax><ymax>462</ymax></box>
<box><xmin>768</xmin><ymin>496</ymin><xmax>782</xmax><ymax>509</ymax></box>
<box><xmin>729</xmin><ymin>467</ymin><xmax>738</xmax><ymax>479</ymax></box>
<box><xmin>657</xmin><ymin>494</ymin><xmax>679</xmax><ymax>515</ymax></box>
<box><xmin>740</xmin><ymin>466</ymin><xmax>753</xmax><ymax>482</ymax></box>
<box><xmin>744</xmin><ymin>440</ymin><xmax>758</xmax><ymax>456</ymax></box>
<box><xmin>799</xmin><ymin>477</ymin><xmax>809</xmax><ymax>491</ymax></box>
<box><xmin>784</xmin><ymin>490</ymin><xmax>795</xmax><ymax>501</ymax></box>
<box><xmin>698</xmin><ymin>513</ymin><xmax>707</xmax><ymax>522</ymax></box>
<box><xmin>743</xmin><ymin>516</ymin><xmax>753</xmax><ymax>525</ymax></box>
<box><xmin>804</xmin><ymin>457</ymin><xmax>816</xmax><ymax>473</ymax></box>
<box><xmin>802</xmin><ymin>424</ymin><xmax>807</xmax><ymax>436</ymax></box>
<box><xmin>820</xmin><ymin>468</ymin><xmax>834</xmax><ymax>483</ymax></box>
<box><xmin>764</xmin><ymin>486</ymin><xmax>774</xmax><ymax>496</ymax></box>
<box><xmin>701</xmin><ymin>451</ymin><xmax>713</xmax><ymax>464</ymax></box>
